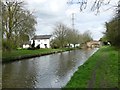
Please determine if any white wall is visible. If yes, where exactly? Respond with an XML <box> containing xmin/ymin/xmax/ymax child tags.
<box><xmin>23</xmin><ymin>44</ymin><xmax>30</xmax><ymax>48</ymax></box>
<box><xmin>67</xmin><ymin>44</ymin><xmax>80</xmax><ymax>48</ymax></box>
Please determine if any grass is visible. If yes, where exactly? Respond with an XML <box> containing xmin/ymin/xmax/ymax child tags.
<box><xmin>2</xmin><ymin>48</ymin><xmax>75</xmax><ymax>63</ymax></box>
<box><xmin>65</xmin><ymin>46</ymin><xmax>119</xmax><ymax>88</ymax></box>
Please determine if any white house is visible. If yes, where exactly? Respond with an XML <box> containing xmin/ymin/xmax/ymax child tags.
<box><xmin>67</xmin><ymin>43</ymin><xmax>80</xmax><ymax>48</ymax></box>
<box><xmin>23</xmin><ymin>41</ymin><xmax>31</xmax><ymax>49</ymax></box>
<box><xmin>31</xmin><ymin>35</ymin><xmax>52</xmax><ymax>48</ymax></box>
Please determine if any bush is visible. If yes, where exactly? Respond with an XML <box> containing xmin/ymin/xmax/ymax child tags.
<box><xmin>103</xmin><ymin>41</ymin><xmax>108</xmax><ymax>45</ymax></box>
<box><xmin>2</xmin><ymin>40</ymin><xmax>17</xmax><ymax>51</ymax></box>
<box><xmin>36</xmin><ymin>44</ymin><xmax>40</xmax><ymax>49</ymax></box>
<box><xmin>31</xmin><ymin>40</ymin><xmax>35</xmax><ymax>48</ymax></box>
<box><xmin>27</xmin><ymin>44</ymin><xmax>40</xmax><ymax>50</ymax></box>
<box><xmin>27</xmin><ymin>47</ymin><xmax>36</xmax><ymax>50</ymax></box>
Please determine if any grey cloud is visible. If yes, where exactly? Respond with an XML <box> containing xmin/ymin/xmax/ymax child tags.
<box><xmin>25</xmin><ymin>0</ymin><xmax>117</xmax><ymax>40</ymax></box>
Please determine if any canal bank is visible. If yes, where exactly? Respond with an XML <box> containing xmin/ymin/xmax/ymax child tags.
<box><xmin>2</xmin><ymin>48</ymin><xmax>75</xmax><ymax>63</ymax></box>
<box><xmin>2</xmin><ymin>48</ymin><xmax>97</xmax><ymax>88</ymax></box>
<box><xmin>65</xmin><ymin>46</ymin><xmax>118</xmax><ymax>88</ymax></box>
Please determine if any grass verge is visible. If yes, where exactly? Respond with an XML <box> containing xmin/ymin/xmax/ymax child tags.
<box><xmin>2</xmin><ymin>48</ymin><xmax>75</xmax><ymax>63</ymax></box>
<box><xmin>64</xmin><ymin>46</ymin><xmax>119</xmax><ymax>88</ymax></box>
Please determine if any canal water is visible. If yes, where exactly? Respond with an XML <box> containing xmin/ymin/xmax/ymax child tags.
<box><xmin>2</xmin><ymin>48</ymin><xmax>98</xmax><ymax>88</ymax></box>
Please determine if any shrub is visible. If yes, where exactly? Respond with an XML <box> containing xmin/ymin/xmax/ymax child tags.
<box><xmin>2</xmin><ymin>40</ymin><xmax>17</xmax><ymax>51</ymax></box>
<box><xmin>36</xmin><ymin>44</ymin><xmax>40</xmax><ymax>49</ymax></box>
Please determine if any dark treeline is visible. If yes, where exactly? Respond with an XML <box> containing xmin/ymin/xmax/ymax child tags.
<box><xmin>102</xmin><ymin>1</ymin><xmax>120</xmax><ymax>47</ymax></box>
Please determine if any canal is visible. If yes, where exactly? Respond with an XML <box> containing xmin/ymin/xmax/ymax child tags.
<box><xmin>2</xmin><ymin>48</ymin><xmax>98</xmax><ymax>88</ymax></box>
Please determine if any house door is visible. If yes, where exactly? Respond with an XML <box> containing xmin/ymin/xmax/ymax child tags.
<box><xmin>44</xmin><ymin>44</ymin><xmax>47</xmax><ymax>48</ymax></box>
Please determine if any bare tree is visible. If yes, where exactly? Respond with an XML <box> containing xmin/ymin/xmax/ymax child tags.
<box><xmin>52</xmin><ymin>23</ymin><xmax>93</xmax><ymax>48</ymax></box>
<box><xmin>66</xmin><ymin>29</ymin><xmax>80</xmax><ymax>48</ymax></box>
<box><xmin>2</xmin><ymin>0</ymin><xmax>37</xmax><ymax>50</ymax></box>
<box><xmin>0</xmin><ymin>0</ymin><xmax>2</xmax><ymax>50</ymax></box>
<box><xmin>67</xmin><ymin>0</ymin><xmax>118</xmax><ymax>13</ymax></box>
<box><xmin>52</xmin><ymin>23</ymin><xmax>68</xmax><ymax>48</ymax></box>
<box><xmin>66</xmin><ymin>27</ymin><xmax>73</xmax><ymax>47</ymax></box>
<box><xmin>82</xmin><ymin>30</ymin><xmax>93</xmax><ymax>44</ymax></box>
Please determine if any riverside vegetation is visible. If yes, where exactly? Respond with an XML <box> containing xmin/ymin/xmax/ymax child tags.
<box><xmin>65</xmin><ymin>2</ymin><xmax>120</xmax><ymax>88</ymax></box>
<box><xmin>65</xmin><ymin>46</ymin><xmax>119</xmax><ymax>88</ymax></box>
<box><xmin>2</xmin><ymin>48</ymin><xmax>75</xmax><ymax>63</ymax></box>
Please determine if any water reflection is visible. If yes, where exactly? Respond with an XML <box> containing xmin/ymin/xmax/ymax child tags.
<box><xmin>2</xmin><ymin>48</ymin><xmax>98</xmax><ymax>88</ymax></box>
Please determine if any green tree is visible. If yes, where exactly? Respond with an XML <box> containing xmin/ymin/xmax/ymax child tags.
<box><xmin>105</xmin><ymin>2</ymin><xmax>120</xmax><ymax>46</ymax></box>
<box><xmin>105</xmin><ymin>19</ymin><xmax>120</xmax><ymax>46</ymax></box>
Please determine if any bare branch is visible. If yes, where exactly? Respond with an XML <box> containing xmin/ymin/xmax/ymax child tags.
<box><xmin>66</xmin><ymin>0</ymin><xmax>117</xmax><ymax>13</ymax></box>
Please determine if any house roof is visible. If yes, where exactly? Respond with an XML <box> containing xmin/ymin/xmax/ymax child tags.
<box><xmin>31</xmin><ymin>35</ymin><xmax>52</xmax><ymax>40</ymax></box>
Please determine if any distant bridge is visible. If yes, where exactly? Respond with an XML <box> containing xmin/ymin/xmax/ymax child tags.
<box><xmin>86</xmin><ymin>41</ymin><xmax>101</xmax><ymax>48</ymax></box>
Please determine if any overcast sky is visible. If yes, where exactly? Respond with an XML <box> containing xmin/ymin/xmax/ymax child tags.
<box><xmin>24</xmin><ymin>0</ymin><xmax>118</xmax><ymax>40</ymax></box>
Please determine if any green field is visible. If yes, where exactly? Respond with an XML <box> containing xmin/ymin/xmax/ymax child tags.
<box><xmin>2</xmin><ymin>48</ymin><xmax>74</xmax><ymax>63</ymax></box>
<box><xmin>65</xmin><ymin>46</ymin><xmax>119</xmax><ymax>88</ymax></box>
